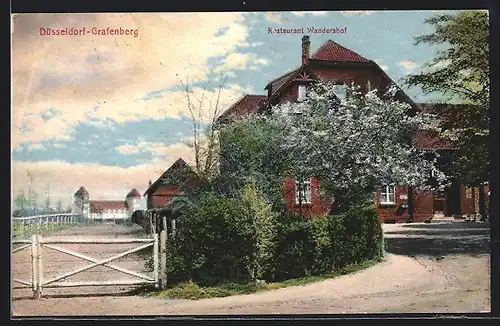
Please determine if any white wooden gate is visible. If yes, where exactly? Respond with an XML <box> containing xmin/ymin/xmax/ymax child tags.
<box><xmin>13</xmin><ymin>231</ymin><xmax>167</xmax><ymax>299</ymax></box>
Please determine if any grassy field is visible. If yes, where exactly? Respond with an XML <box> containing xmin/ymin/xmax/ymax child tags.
<box><xmin>141</xmin><ymin>259</ymin><xmax>380</xmax><ymax>300</ymax></box>
<box><xmin>12</xmin><ymin>222</ymin><xmax>73</xmax><ymax>237</ymax></box>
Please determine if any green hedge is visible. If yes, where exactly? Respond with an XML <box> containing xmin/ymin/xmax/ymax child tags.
<box><xmin>164</xmin><ymin>190</ymin><xmax>384</xmax><ymax>286</ymax></box>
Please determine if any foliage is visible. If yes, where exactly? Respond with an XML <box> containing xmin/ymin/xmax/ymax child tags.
<box><xmin>218</xmin><ymin>115</ymin><xmax>289</xmax><ymax>211</ymax></box>
<box><xmin>267</xmin><ymin>81</ymin><xmax>446</xmax><ymax>212</ymax></box>
<box><xmin>165</xmin><ymin>192</ymin><xmax>256</xmax><ymax>285</ymax></box>
<box><xmin>404</xmin><ymin>10</ymin><xmax>489</xmax><ymax>185</ymax></box>
<box><xmin>13</xmin><ymin>190</ymin><xmax>29</xmax><ymax>212</ymax></box>
<box><xmin>241</xmin><ymin>183</ymin><xmax>278</xmax><ymax>281</ymax></box>
<box><xmin>271</xmin><ymin>205</ymin><xmax>383</xmax><ymax>281</ymax></box>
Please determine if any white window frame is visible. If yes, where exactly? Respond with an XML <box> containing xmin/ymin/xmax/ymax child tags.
<box><xmin>298</xmin><ymin>85</ymin><xmax>307</xmax><ymax>101</ymax></box>
<box><xmin>380</xmin><ymin>185</ymin><xmax>396</xmax><ymax>205</ymax></box>
<box><xmin>295</xmin><ymin>177</ymin><xmax>312</xmax><ymax>205</ymax></box>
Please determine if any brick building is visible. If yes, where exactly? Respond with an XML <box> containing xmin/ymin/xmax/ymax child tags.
<box><xmin>217</xmin><ymin>36</ymin><xmax>487</xmax><ymax>223</ymax></box>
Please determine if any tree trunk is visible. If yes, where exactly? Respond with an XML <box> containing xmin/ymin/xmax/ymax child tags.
<box><xmin>479</xmin><ymin>184</ymin><xmax>486</xmax><ymax>221</ymax></box>
<box><xmin>407</xmin><ymin>186</ymin><xmax>414</xmax><ymax>221</ymax></box>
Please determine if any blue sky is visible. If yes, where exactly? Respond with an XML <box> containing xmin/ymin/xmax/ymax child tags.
<box><xmin>11</xmin><ymin>10</ymin><xmax>472</xmax><ymax>204</ymax></box>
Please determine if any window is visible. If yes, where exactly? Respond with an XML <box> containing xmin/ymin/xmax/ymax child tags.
<box><xmin>333</xmin><ymin>84</ymin><xmax>348</xmax><ymax>103</ymax></box>
<box><xmin>465</xmin><ymin>187</ymin><xmax>472</xmax><ymax>199</ymax></box>
<box><xmin>295</xmin><ymin>178</ymin><xmax>312</xmax><ymax>205</ymax></box>
<box><xmin>380</xmin><ymin>185</ymin><xmax>396</xmax><ymax>204</ymax></box>
<box><xmin>367</xmin><ymin>80</ymin><xmax>372</xmax><ymax>92</ymax></box>
<box><xmin>298</xmin><ymin>85</ymin><xmax>307</xmax><ymax>101</ymax></box>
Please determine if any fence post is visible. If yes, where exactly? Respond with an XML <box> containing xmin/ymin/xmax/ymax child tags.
<box><xmin>20</xmin><ymin>220</ymin><xmax>25</xmax><ymax>237</ymax></box>
<box><xmin>149</xmin><ymin>214</ymin><xmax>155</xmax><ymax>236</ymax></box>
<box><xmin>159</xmin><ymin>230</ymin><xmax>167</xmax><ymax>288</ymax></box>
<box><xmin>153</xmin><ymin>233</ymin><xmax>159</xmax><ymax>289</ymax></box>
<box><xmin>162</xmin><ymin>216</ymin><xmax>167</xmax><ymax>233</ymax></box>
<box><xmin>35</xmin><ymin>233</ymin><xmax>43</xmax><ymax>300</ymax></box>
<box><xmin>31</xmin><ymin>233</ymin><xmax>38</xmax><ymax>298</ymax></box>
<box><xmin>171</xmin><ymin>219</ymin><xmax>176</xmax><ymax>238</ymax></box>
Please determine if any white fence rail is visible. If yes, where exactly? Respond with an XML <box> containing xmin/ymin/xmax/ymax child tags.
<box><xmin>12</xmin><ymin>214</ymin><xmax>81</xmax><ymax>237</ymax></box>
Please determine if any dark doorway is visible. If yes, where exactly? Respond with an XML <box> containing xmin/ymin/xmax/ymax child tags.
<box><xmin>445</xmin><ymin>180</ymin><xmax>461</xmax><ymax>216</ymax></box>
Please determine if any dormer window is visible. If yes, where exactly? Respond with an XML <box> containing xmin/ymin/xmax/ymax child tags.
<box><xmin>298</xmin><ymin>85</ymin><xmax>307</xmax><ymax>101</ymax></box>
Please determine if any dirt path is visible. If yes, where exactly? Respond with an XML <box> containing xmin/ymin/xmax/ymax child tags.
<box><xmin>12</xmin><ymin>221</ymin><xmax>490</xmax><ymax>316</ymax></box>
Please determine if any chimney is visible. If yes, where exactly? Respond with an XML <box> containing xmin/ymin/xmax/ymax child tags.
<box><xmin>301</xmin><ymin>35</ymin><xmax>310</xmax><ymax>66</ymax></box>
<box><xmin>148</xmin><ymin>180</ymin><xmax>152</xmax><ymax>187</ymax></box>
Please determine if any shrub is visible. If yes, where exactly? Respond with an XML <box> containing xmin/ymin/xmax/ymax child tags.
<box><xmin>270</xmin><ymin>205</ymin><xmax>383</xmax><ymax>281</ymax></box>
<box><xmin>241</xmin><ymin>183</ymin><xmax>278</xmax><ymax>281</ymax></box>
<box><xmin>271</xmin><ymin>212</ymin><xmax>315</xmax><ymax>281</ymax></box>
<box><xmin>165</xmin><ymin>191</ymin><xmax>256</xmax><ymax>285</ymax></box>
<box><xmin>163</xmin><ymin>190</ymin><xmax>383</xmax><ymax>287</ymax></box>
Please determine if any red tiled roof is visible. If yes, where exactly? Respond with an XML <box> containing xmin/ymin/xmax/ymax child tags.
<box><xmin>262</xmin><ymin>40</ymin><xmax>371</xmax><ymax>101</ymax></box>
<box><xmin>310</xmin><ymin>40</ymin><xmax>370</xmax><ymax>63</ymax></box>
<box><xmin>143</xmin><ymin>158</ymin><xmax>198</xmax><ymax>196</ymax></box>
<box><xmin>153</xmin><ymin>185</ymin><xmax>180</xmax><ymax>196</ymax></box>
<box><xmin>266</xmin><ymin>68</ymin><xmax>302</xmax><ymax>97</ymax></box>
<box><xmin>75</xmin><ymin>186</ymin><xmax>89</xmax><ymax>197</ymax></box>
<box><xmin>412</xmin><ymin>130</ymin><xmax>454</xmax><ymax>150</ymax></box>
<box><xmin>90</xmin><ymin>200</ymin><xmax>126</xmax><ymax>211</ymax></box>
<box><xmin>151</xmin><ymin>196</ymin><xmax>171</xmax><ymax>209</ymax></box>
<box><xmin>218</xmin><ymin>94</ymin><xmax>267</xmax><ymax>121</ymax></box>
<box><xmin>126</xmin><ymin>188</ymin><xmax>141</xmax><ymax>198</ymax></box>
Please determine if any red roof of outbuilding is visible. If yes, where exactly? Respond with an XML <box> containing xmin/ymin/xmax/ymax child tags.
<box><xmin>90</xmin><ymin>200</ymin><xmax>127</xmax><ymax>210</ymax></box>
<box><xmin>126</xmin><ymin>188</ymin><xmax>142</xmax><ymax>198</ymax></box>
<box><xmin>310</xmin><ymin>40</ymin><xmax>370</xmax><ymax>63</ymax></box>
<box><xmin>218</xmin><ymin>94</ymin><xmax>267</xmax><ymax>121</ymax></box>
<box><xmin>74</xmin><ymin>186</ymin><xmax>89</xmax><ymax>197</ymax></box>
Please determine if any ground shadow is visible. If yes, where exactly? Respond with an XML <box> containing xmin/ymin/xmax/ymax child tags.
<box><xmin>401</xmin><ymin>221</ymin><xmax>490</xmax><ymax>230</ymax></box>
<box><xmin>12</xmin><ymin>285</ymin><xmax>156</xmax><ymax>301</ymax></box>
<box><xmin>12</xmin><ymin>291</ymin><xmax>135</xmax><ymax>301</ymax></box>
<box><xmin>384</xmin><ymin>222</ymin><xmax>490</xmax><ymax>257</ymax></box>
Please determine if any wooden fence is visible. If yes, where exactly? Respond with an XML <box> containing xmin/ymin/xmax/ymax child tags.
<box><xmin>12</xmin><ymin>230</ymin><xmax>168</xmax><ymax>299</ymax></box>
<box><xmin>12</xmin><ymin>214</ymin><xmax>80</xmax><ymax>237</ymax></box>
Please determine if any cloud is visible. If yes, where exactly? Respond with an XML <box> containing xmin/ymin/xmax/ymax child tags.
<box><xmin>399</xmin><ymin>60</ymin><xmax>419</xmax><ymax>73</ymax></box>
<box><xmin>291</xmin><ymin>11</ymin><xmax>329</xmax><ymax>16</ymax></box>
<box><xmin>12</xmin><ymin>142</ymin><xmax>195</xmax><ymax>202</ymax></box>
<box><xmin>12</xmin><ymin>12</ymin><xmax>251</xmax><ymax>149</ymax></box>
<box><xmin>26</xmin><ymin>143</ymin><xmax>45</xmax><ymax>151</ymax></box>
<box><xmin>216</xmin><ymin>52</ymin><xmax>270</xmax><ymax>72</ymax></box>
<box><xmin>341</xmin><ymin>11</ymin><xmax>375</xmax><ymax>16</ymax></box>
<box><xmin>115</xmin><ymin>140</ymin><xmax>189</xmax><ymax>157</ymax></box>
<box><xmin>266</xmin><ymin>12</ymin><xmax>285</xmax><ymax>24</ymax></box>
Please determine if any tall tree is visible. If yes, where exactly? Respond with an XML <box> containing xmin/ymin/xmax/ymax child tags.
<box><xmin>56</xmin><ymin>199</ymin><xmax>63</xmax><ymax>213</ymax></box>
<box><xmin>31</xmin><ymin>190</ymin><xmax>39</xmax><ymax>214</ymax></box>
<box><xmin>404</xmin><ymin>10</ymin><xmax>489</xmax><ymax>187</ymax></box>
<box><xmin>26</xmin><ymin>170</ymin><xmax>34</xmax><ymax>214</ymax></box>
<box><xmin>180</xmin><ymin>73</ymin><xmax>229</xmax><ymax>182</ymax></box>
<box><xmin>13</xmin><ymin>189</ymin><xmax>28</xmax><ymax>212</ymax></box>
<box><xmin>44</xmin><ymin>180</ymin><xmax>51</xmax><ymax>210</ymax></box>
<box><xmin>267</xmin><ymin>82</ymin><xmax>446</xmax><ymax>213</ymax></box>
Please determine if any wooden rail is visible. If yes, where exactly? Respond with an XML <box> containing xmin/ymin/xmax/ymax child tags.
<box><xmin>12</xmin><ymin>214</ymin><xmax>81</xmax><ymax>237</ymax></box>
<box><xmin>12</xmin><ymin>230</ymin><xmax>167</xmax><ymax>299</ymax></box>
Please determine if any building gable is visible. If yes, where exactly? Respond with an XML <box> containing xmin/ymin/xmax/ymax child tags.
<box><xmin>144</xmin><ymin>158</ymin><xmax>199</xmax><ymax>197</ymax></box>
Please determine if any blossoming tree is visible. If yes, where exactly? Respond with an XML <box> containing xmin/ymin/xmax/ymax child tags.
<box><xmin>267</xmin><ymin>81</ymin><xmax>448</xmax><ymax>213</ymax></box>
